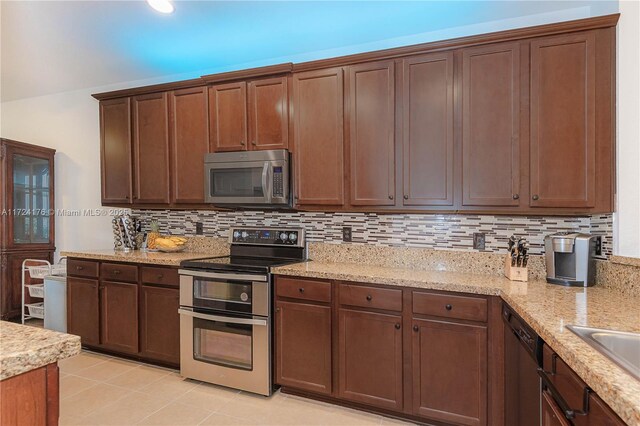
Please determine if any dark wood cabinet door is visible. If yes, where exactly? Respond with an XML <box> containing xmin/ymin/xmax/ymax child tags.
<box><xmin>347</xmin><ymin>61</ymin><xmax>396</xmax><ymax>206</ymax></box>
<box><xmin>100</xmin><ymin>98</ymin><xmax>132</xmax><ymax>204</ymax></box>
<box><xmin>275</xmin><ymin>300</ymin><xmax>332</xmax><ymax>395</ymax></box>
<box><xmin>1</xmin><ymin>251</ymin><xmax>53</xmax><ymax>320</ymax></box>
<box><xmin>140</xmin><ymin>285</ymin><xmax>180</xmax><ymax>365</ymax></box>
<box><xmin>462</xmin><ymin>42</ymin><xmax>521</xmax><ymax>207</ymax></box>
<box><xmin>412</xmin><ymin>318</ymin><xmax>488</xmax><ymax>426</ymax></box>
<box><xmin>209</xmin><ymin>82</ymin><xmax>248</xmax><ymax>152</ymax></box>
<box><xmin>338</xmin><ymin>308</ymin><xmax>403</xmax><ymax>411</ymax></box>
<box><xmin>170</xmin><ymin>87</ymin><xmax>209</xmax><ymax>204</ymax></box>
<box><xmin>66</xmin><ymin>277</ymin><xmax>100</xmax><ymax>346</ymax></box>
<box><xmin>292</xmin><ymin>68</ymin><xmax>345</xmax><ymax>206</ymax></box>
<box><xmin>530</xmin><ymin>31</ymin><xmax>596</xmax><ymax>208</ymax></box>
<box><xmin>100</xmin><ymin>281</ymin><xmax>138</xmax><ymax>354</ymax></box>
<box><xmin>542</xmin><ymin>391</ymin><xmax>571</xmax><ymax>426</ymax></box>
<box><xmin>248</xmin><ymin>76</ymin><xmax>288</xmax><ymax>150</ymax></box>
<box><xmin>401</xmin><ymin>52</ymin><xmax>454</xmax><ymax>206</ymax></box>
<box><xmin>132</xmin><ymin>93</ymin><xmax>170</xmax><ymax>204</ymax></box>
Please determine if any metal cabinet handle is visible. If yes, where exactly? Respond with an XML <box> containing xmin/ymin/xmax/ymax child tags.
<box><xmin>298</xmin><ymin>287</ymin><xmax>305</xmax><ymax>293</ymax></box>
<box><xmin>532</xmin><ymin>195</ymin><xmax>539</xmax><ymax>201</ymax></box>
<box><xmin>113</xmin><ymin>270</ymin><xmax>121</xmax><ymax>275</ymax></box>
<box><xmin>366</xmin><ymin>295</ymin><xmax>372</xmax><ymax>301</ymax></box>
<box><xmin>388</xmin><ymin>195</ymin><xmax>394</xmax><ymax>200</ymax></box>
<box><xmin>513</xmin><ymin>194</ymin><xmax>520</xmax><ymax>200</ymax></box>
<box><xmin>76</xmin><ymin>266</ymin><xmax>84</xmax><ymax>271</ymax></box>
<box><xmin>413</xmin><ymin>325</ymin><xmax>419</xmax><ymax>332</ymax></box>
<box><xmin>403</xmin><ymin>195</ymin><xmax>409</xmax><ymax>200</ymax></box>
<box><xmin>240</xmin><ymin>140</ymin><xmax>246</xmax><ymax>146</ymax></box>
<box><xmin>445</xmin><ymin>304</ymin><xmax>452</xmax><ymax>311</ymax></box>
<box><xmin>538</xmin><ymin>368</ymin><xmax>590</xmax><ymax>420</ymax></box>
<box><xmin>157</xmin><ymin>274</ymin><xmax>164</xmax><ymax>280</ymax></box>
<box><xmin>395</xmin><ymin>323</ymin><xmax>401</xmax><ymax>330</ymax></box>
<box><xmin>251</xmin><ymin>141</ymin><xmax>257</xmax><ymax>146</ymax></box>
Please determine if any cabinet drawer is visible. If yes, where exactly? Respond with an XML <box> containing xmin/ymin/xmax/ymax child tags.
<box><xmin>276</xmin><ymin>277</ymin><xmax>331</xmax><ymax>303</ymax></box>
<box><xmin>413</xmin><ymin>291</ymin><xmax>487</xmax><ymax>322</ymax></box>
<box><xmin>67</xmin><ymin>259</ymin><xmax>99</xmax><ymax>278</ymax></box>
<box><xmin>339</xmin><ymin>284</ymin><xmax>402</xmax><ymax>312</ymax></box>
<box><xmin>141</xmin><ymin>266</ymin><xmax>179</xmax><ymax>287</ymax></box>
<box><xmin>542</xmin><ymin>345</ymin><xmax>625</xmax><ymax>425</ymax></box>
<box><xmin>101</xmin><ymin>263</ymin><xmax>138</xmax><ymax>283</ymax></box>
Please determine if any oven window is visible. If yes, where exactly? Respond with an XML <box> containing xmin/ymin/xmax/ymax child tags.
<box><xmin>193</xmin><ymin>317</ymin><xmax>253</xmax><ymax>370</ymax></box>
<box><xmin>194</xmin><ymin>279</ymin><xmax>252</xmax><ymax>305</ymax></box>
<box><xmin>210</xmin><ymin>167</ymin><xmax>265</xmax><ymax>198</ymax></box>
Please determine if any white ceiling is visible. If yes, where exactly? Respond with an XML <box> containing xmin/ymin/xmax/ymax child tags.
<box><xmin>0</xmin><ymin>0</ymin><xmax>618</xmax><ymax>102</ymax></box>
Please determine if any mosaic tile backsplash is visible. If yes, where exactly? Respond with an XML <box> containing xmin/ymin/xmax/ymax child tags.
<box><xmin>133</xmin><ymin>210</ymin><xmax>613</xmax><ymax>259</ymax></box>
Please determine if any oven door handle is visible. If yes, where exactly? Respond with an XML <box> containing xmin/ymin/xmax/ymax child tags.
<box><xmin>178</xmin><ymin>308</ymin><xmax>268</xmax><ymax>326</ymax></box>
<box><xmin>178</xmin><ymin>269</ymin><xmax>267</xmax><ymax>282</ymax></box>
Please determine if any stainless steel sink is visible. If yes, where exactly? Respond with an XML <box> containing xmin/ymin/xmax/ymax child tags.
<box><xmin>567</xmin><ymin>325</ymin><xmax>640</xmax><ymax>380</ymax></box>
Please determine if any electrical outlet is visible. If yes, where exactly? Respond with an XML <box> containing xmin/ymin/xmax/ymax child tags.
<box><xmin>195</xmin><ymin>222</ymin><xmax>204</xmax><ymax>235</ymax></box>
<box><xmin>595</xmin><ymin>236</ymin><xmax>603</xmax><ymax>256</ymax></box>
<box><xmin>342</xmin><ymin>226</ymin><xmax>352</xmax><ymax>242</ymax></box>
<box><xmin>473</xmin><ymin>233</ymin><xmax>486</xmax><ymax>250</ymax></box>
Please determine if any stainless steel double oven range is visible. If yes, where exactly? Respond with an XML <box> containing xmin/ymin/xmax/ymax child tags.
<box><xmin>178</xmin><ymin>227</ymin><xmax>305</xmax><ymax>396</ymax></box>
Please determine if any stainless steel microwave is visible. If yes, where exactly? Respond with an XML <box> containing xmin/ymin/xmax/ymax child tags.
<box><xmin>204</xmin><ymin>149</ymin><xmax>290</xmax><ymax>207</ymax></box>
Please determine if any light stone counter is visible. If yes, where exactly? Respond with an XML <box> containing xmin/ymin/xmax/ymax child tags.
<box><xmin>60</xmin><ymin>249</ymin><xmax>221</xmax><ymax>266</ymax></box>
<box><xmin>272</xmin><ymin>261</ymin><xmax>640</xmax><ymax>425</ymax></box>
<box><xmin>0</xmin><ymin>321</ymin><xmax>81</xmax><ymax>380</ymax></box>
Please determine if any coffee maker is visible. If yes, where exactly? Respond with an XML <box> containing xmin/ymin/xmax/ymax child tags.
<box><xmin>544</xmin><ymin>233</ymin><xmax>597</xmax><ymax>287</ymax></box>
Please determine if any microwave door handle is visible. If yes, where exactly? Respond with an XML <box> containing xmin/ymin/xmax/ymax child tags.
<box><xmin>178</xmin><ymin>308</ymin><xmax>268</xmax><ymax>326</ymax></box>
<box><xmin>262</xmin><ymin>162</ymin><xmax>272</xmax><ymax>203</ymax></box>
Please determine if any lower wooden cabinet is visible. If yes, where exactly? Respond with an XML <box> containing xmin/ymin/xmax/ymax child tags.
<box><xmin>412</xmin><ymin>318</ymin><xmax>488</xmax><ymax>426</ymax></box>
<box><xmin>275</xmin><ymin>300</ymin><xmax>332</xmax><ymax>394</ymax></box>
<box><xmin>140</xmin><ymin>285</ymin><xmax>180</xmax><ymax>365</ymax></box>
<box><xmin>338</xmin><ymin>309</ymin><xmax>403</xmax><ymax>411</ymax></box>
<box><xmin>100</xmin><ymin>281</ymin><xmax>139</xmax><ymax>354</ymax></box>
<box><xmin>542</xmin><ymin>390</ymin><xmax>571</xmax><ymax>426</ymax></box>
<box><xmin>275</xmin><ymin>276</ymin><xmax>499</xmax><ymax>425</ymax></box>
<box><xmin>66</xmin><ymin>277</ymin><xmax>100</xmax><ymax>346</ymax></box>
<box><xmin>0</xmin><ymin>363</ymin><xmax>59</xmax><ymax>426</ymax></box>
<box><xmin>67</xmin><ymin>259</ymin><xmax>180</xmax><ymax>367</ymax></box>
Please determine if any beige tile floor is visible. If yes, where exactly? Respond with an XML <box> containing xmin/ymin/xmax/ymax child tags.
<box><xmin>58</xmin><ymin>351</ymin><xmax>414</xmax><ymax>426</ymax></box>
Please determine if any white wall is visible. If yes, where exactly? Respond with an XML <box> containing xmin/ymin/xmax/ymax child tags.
<box><xmin>615</xmin><ymin>0</ymin><xmax>640</xmax><ymax>258</ymax></box>
<box><xmin>1</xmin><ymin>88</ymin><xmax>114</xmax><ymax>254</ymax></box>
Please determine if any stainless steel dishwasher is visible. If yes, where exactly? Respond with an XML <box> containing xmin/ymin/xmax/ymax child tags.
<box><xmin>503</xmin><ymin>303</ymin><xmax>544</xmax><ymax>426</ymax></box>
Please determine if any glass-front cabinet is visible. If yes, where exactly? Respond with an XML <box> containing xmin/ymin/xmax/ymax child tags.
<box><xmin>1</xmin><ymin>139</ymin><xmax>56</xmax><ymax>320</ymax></box>
<box><xmin>1</xmin><ymin>141</ymin><xmax>55</xmax><ymax>249</ymax></box>
<box><xmin>12</xmin><ymin>154</ymin><xmax>51</xmax><ymax>244</ymax></box>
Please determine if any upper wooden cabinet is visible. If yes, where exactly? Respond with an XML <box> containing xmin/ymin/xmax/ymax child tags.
<box><xmin>248</xmin><ymin>76</ymin><xmax>289</xmax><ymax>150</ymax></box>
<box><xmin>100</xmin><ymin>98</ymin><xmax>132</xmax><ymax>204</ymax></box>
<box><xmin>401</xmin><ymin>52</ymin><xmax>454</xmax><ymax>206</ymax></box>
<box><xmin>347</xmin><ymin>61</ymin><xmax>396</xmax><ymax>206</ymax></box>
<box><xmin>209</xmin><ymin>81</ymin><xmax>248</xmax><ymax>152</ymax></box>
<box><xmin>95</xmin><ymin>17</ymin><xmax>616</xmax><ymax>214</ymax></box>
<box><xmin>170</xmin><ymin>87</ymin><xmax>209</xmax><ymax>204</ymax></box>
<box><xmin>530</xmin><ymin>31</ymin><xmax>597</xmax><ymax>208</ymax></box>
<box><xmin>210</xmin><ymin>77</ymin><xmax>289</xmax><ymax>152</ymax></box>
<box><xmin>461</xmin><ymin>42</ymin><xmax>522</xmax><ymax>207</ymax></box>
<box><xmin>132</xmin><ymin>93</ymin><xmax>170</xmax><ymax>204</ymax></box>
<box><xmin>292</xmin><ymin>68</ymin><xmax>345</xmax><ymax>206</ymax></box>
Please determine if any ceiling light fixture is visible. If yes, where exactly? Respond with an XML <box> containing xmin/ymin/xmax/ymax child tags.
<box><xmin>147</xmin><ymin>0</ymin><xmax>175</xmax><ymax>14</ymax></box>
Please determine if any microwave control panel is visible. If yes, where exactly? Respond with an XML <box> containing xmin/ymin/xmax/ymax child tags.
<box><xmin>272</xmin><ymin>166</ymin><xmax>284</xmax><ymax>197</ymax></box>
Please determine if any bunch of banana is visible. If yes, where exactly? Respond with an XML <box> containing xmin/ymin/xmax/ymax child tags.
<box><xmin>155</xmin><ymin>236</ymin><xmax>187</xmax><ymax>251</ymax></box>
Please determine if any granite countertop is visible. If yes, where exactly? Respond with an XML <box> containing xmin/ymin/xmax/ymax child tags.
<box><xmin>0</xmin><ymin>321</ymin><xmax>81</xmax><ymax>380</ymax></box>
<box><xmin>60</xmin><ymin>249</ymin><xmax>218</xmax><ymax>266</ymax></box>
<box><xmin>272</xmin><ymin>261</ymin><xmax>640</xmax><ymax>425</ymax></box>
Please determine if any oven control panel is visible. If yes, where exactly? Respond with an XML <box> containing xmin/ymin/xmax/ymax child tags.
<box><xmin>230</xmin><ymin>227</ymin><xmax>305</xmax><ymax>247</ymax></box>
